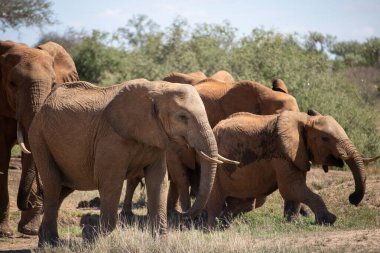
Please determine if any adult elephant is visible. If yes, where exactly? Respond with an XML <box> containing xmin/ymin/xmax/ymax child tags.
<box><xmin>121</xmin><ymin>75</ymin><xmax>300</xmax><ymax>218</ymax></box>
<box><xmin>28</xmin><ymin>79</ymin><xmax>231</xmax><ymax>246</ymax></box>
<box><xmin>0</xmin><ymin>40</ymin><xmax>78</xmax><ymax>237</ymax></box>
<box><xmin>207</xmin><ymin>110</ymin><xmax>369</xmax><ymax>227</ymax></box>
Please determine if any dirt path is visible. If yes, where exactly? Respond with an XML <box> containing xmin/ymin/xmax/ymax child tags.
<box><xmin>253</xmin><ymin>229</ymin><xmax>380</xmax><ymax>252</ymax></box>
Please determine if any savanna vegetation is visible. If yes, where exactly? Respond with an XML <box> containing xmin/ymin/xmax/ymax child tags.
<box><xmin>36</xmin><ymin>15</ymin><xmax>380</xmax><ymax>160</ymax></box>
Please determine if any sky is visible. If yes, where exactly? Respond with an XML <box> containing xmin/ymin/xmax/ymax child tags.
<box><xmin>1</xmin><ymin>0</ymin><xmax>380</xmax><ymax>46</ymax></box>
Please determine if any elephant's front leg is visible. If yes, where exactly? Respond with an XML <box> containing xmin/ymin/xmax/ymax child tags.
<box><xmin>276</xmin><ymin>166</ymin><xmax>336</xmax><ymax>225</ymax></box>
<box><xmin>283</xmin><ymin>200</ymin><xmax>301</xmax><ymax>222</ymax></box>
<box><xmin>18</xmin><ymin>154</ymin><xmax>42</xmax><ymax>236</ymax></box>
<box><xmin>145</xmin><ymin>154</ymin><xmax>169</xmax><ymax>237</ymax></box>
<box><xmin>0</xmin><ymin>117</ymin><xmax>16</xmax><ymax>237</ymax></box>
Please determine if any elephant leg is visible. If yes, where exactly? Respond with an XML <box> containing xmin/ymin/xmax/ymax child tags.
<box><xmin>94</xmin><ymin>178</ymin><xmax>124</xmax><ymax>240</ymax></box>
<box><xmin>277</xmin><ymin>167</ymin><xmax>336</xmax><ymax>225</ymax></box>
<box><xmin>224</xmin><ymin>197</ymin><xmax>255</xmax><ymax>219</ymax></box>
<box><xmin>283</xmin><ymin>200</ymin><xmax>301</xmax><ymax>222</ymax></box>
<box><xmin>121</xmin><ymin>176</ymin><xmax>141</xmax><ymax>219</ymax></box>
<box><xmin>145</xmin><ymin>155</ymin><xmax>168</xmax><ymax>237</ymax></box>
<box><xmin>167</xmin><ymin>153</ymin><xmax>190</xmax><ymax>213</ymax></box>
<box><xmin>18</xmin><ymin>152</ymin><xmax>43</xmax><ymax>235</ymax></box>
<box><xmin>0</xmin><ymin>117</ymin><xmax>16</xmax><ymax>237</ymax></box>
<box><xmin>18</xmin><ymin>155</ymin><xmax>43</xmax><ymax>236</ymax></box>
<box><xmin>206</xmin><ymin>181</ymin><xmax>225</xmax><ymax>229</ymax></box>
<box><xmin>167</xmin><ymin>181</ymin><xmax>180</xmax><ymax>214</ymax></box>
<box><xmin>38</xmin><ymin>159</ymin><xmax>63</xmax><ymax>246</ymax></box>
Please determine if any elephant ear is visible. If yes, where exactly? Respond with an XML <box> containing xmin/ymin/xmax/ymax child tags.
<box><xmin>0</xmin><ymin>40</ymin><xmax>17</xmax><ymax>55</ymax></box>
<box><xmin>36</xmin><ymin>41</ymin><xmax>79</xmax><ymax>84</ymax></box>
<box><xmin>0</xmin><ymin>41</ymin><xmax>18</xmax><ymax>115</ymax></box>
<box><xmin>307</xmin><ymin>108</ymin><xmax>321</xmax><ymax>116</ymax></box>
<box><xmin>272</xmin><ymin>79</ymin><xmax>289</xmax><ymax>94</ymax></box>
<box><xmin>163</xmin><ymin>72</ymin><xmax>202</xmax><ymax>85</ymax></box>
<box><xmin>104</xmin><ymin>82</ymin><xmax>168</xmax><ymax>149</ymax></box>
<box><xmin>278</xmin><ymin>111</ymin><xmax>311</xmax><ymax>171</ymax></box>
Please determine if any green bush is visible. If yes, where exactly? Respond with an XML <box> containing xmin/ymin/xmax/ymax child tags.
<box><xmin>37</xmin><ymin>16</ymin><xmax>380</xmax><ymax>159</ymax></box>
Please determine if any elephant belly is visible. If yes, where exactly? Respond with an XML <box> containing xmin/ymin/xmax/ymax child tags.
<box><xmin>219</xmin><ymin>160</ymin><xmax>277</xmax><ymax>199</ymax></box>
<box><xmin>43</xmin><ymin>118</ymin><xmax>97</xmax><ymax>190</ymax></box>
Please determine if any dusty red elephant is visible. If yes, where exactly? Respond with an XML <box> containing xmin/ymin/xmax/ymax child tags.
<box><xmin>0</xmin><ymin>40</ymin><xmax>78</xmax><ymax>237</ymax></box>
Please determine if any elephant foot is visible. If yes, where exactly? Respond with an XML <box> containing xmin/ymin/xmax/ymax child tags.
<box><xmin>80</xmin><ymin>213</ymin><xmax>100</xmax><ymax>243</ymax></box>
<box><xmin>38</xmin><ymin>228</ymin><xmax>59</xmax><ymax>247</ymax></box>
<box><xmin>38</xmin><ymin>236</ymin><xmax>60</xmax><ymax>248</ymax></box>
<box><xmin>300</xmin><ymin>205</ymin><xmax>310</xmax><ymax>217</ymax></box>
<box><xmin>18</xmin><ymin>209</ymin><xmax>42</xmax><ymax>236</ymax></box>
<box><xmin>119</xmin><ymin>210</ymin><xmax>136</xmax><ymax>225</ymax></box>
<box><xmin>316</xmin><ymin>212</ymin><xmax>337</xmax><ymax>225</ymax></box>
<box><xmin>0</xmin><ymin>221</ymin><xmax>14</xmax><ymax>237</ymax></box>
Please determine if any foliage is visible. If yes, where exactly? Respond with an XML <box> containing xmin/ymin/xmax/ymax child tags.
<box><xmin>0</xmin><ymin>0</ymin><xmax>56</xmax><ymax>31</ymax></box>
<box><xmin>34</xmin><ymin>15</ymin><xmax>380</xmax><ymax>158</ymax></box>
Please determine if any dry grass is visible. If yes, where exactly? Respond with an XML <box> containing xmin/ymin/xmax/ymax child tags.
<box><xmin>1</xmin><ymin>168</ymin><xmax>380</xmax><ymax>252</ymax></box>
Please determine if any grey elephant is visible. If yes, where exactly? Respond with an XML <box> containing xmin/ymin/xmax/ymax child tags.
<box><xmin>206</xmin><ymin>110</ymin><xmax>368</xmax><ymax>228</ymax></box>
<box><xmin>0</xmin><ymin>40</ymin><xmax>78</xmax><ymax>237</ymax></box>
<box><xmin>28</xmin><ymin>79</ymin><xmax>232</xmax><ymax>246</ymax></box>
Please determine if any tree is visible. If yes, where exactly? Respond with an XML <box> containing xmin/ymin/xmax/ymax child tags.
<box><xmin>0</xmin><ymin>0</ymin><xmax>56</xmax><ymax>31</ymax></box>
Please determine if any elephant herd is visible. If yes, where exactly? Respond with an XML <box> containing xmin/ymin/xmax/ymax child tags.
<box><xmin>0</xmin><ymin>40</ymin><xmax>377</xmax><ymax>247</ymax></box>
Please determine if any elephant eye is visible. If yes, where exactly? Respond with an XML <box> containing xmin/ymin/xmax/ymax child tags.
<box><xmin>177</xmin><ymin>114</ymin><xmax>188</xmax><ymax>124</ymax></box>
<box><xmin>10</xmin><ymin>81</ymin><xmax>17</xmax><ymax>88</ymax></box>
<box><xmin>321</xmin><ymin>136</ymin><xmax>330</xmax><ymax>142</ymax></box>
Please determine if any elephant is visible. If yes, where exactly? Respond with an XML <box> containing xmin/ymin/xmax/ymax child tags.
<box><xmin>27</xmin><ymin>79</ymin><xmax>234</xmax><ymax>246</ymax></box>
<box><xmin>121</xmin><ymin>75</ymin><xmax>301</xmax><ymax>220</ymax></box>
<box><xmin>206</xmin><ymin>110</ymin><xmax>368</xmax><ymax>228</ymax></box>
<box><xmin>162</xmin><ymin>70</ymin><xmax>235</xmax><ymax>86</ymax></box>
<box><xmin>0</xmin><ymin>40</ymin><xmax>78</xmax><ymax>237</ymax></box>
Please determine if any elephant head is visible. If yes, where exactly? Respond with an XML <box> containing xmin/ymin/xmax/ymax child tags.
<box><xmin>0</xmin><ymin>40</ymin><xmax>78</xmax><ymax>210</ymax></box>
<box><xmin>105</xmin><ymin>81</ymin><xmax>229</xmax><ymax>216</ymax></box>
<box><xmin>278</xmin><ymin>110</ymin><xmax>366</xmax><ymax>206</ymax></box>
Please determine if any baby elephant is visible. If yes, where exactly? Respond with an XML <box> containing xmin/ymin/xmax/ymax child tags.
<box><xmin>206</xmin><ymin>110</ymin><xmax>367</xmax><ymax>227</ymax></box>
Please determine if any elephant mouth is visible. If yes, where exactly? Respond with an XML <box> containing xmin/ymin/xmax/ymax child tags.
<box><xmin>169</xmin><ymin>135</ymin><xmax>189</xmax><ymax>147</ymax></box>
<box><xmin>324</xmin><ymin>155</ymin><xmax>344</xmax><ymax>168</ymax></box>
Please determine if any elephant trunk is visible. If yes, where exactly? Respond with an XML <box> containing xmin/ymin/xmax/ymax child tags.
<box><xmin>184</xmin><ymin>119</ymin><xmax>218</xmax><ymax>217</ymax></box>
<box><xmin>338</xmin><ymin>139</ymin><xmax>366</xmax><ymax>206</ymax></box>
<box><xmin>16</xmin><ymin>83</ymin><xmax>48</xmax><ymax>211</ymax></box>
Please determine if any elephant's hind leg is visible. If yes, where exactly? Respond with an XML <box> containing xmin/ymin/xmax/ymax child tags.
<box><xmin>0</xmin><ymin>117</ymin><xmax>16</xmax><ymax>237</ymax></box>
<box><xmin>120</xmin><ymin>176</ymin><xmax>141</xmax><ymax>222</ymax></box>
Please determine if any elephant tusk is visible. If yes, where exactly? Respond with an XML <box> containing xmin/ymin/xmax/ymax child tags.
<box><xmin>196</xmin><ymin>150</ymin><xmax>223</xmax><ymax>164</ymax></box>
<box><xmin>217</xmin><ymin>154</ymin><xmax>240</xmax><ymax>165</ymax></box>
<box><xmin>363</xmin><ymin>155</ymin><xmax>380</xmax><ymax>165</ymax></box>
<box><xmin>17</xmin><ymin>122</ymin><xmax>31</xmax><ymax>154</ymax></box>
<box><xmin>340</xmin><ymin>155</ymin><xmax>350</xmax><ymax>161</ymax></box>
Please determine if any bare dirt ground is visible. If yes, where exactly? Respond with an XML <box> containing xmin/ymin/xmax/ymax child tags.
<box><xmin>1</xmin><ymin>167</ymin><xmax>379</xmax><ymax>252</ymax></box>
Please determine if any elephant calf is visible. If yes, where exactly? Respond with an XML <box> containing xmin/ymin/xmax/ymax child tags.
<box><xmin>28</xmin><ymin>79</ymin><xmax>233</xmax><ymax>246</ymax></box>
<box><xmin>206</xmin><ymin>110</ymin><xmax>367</xmax><ymax>228</ymax></box>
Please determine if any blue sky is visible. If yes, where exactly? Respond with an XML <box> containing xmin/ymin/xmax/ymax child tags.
<box><xmin>1</xmin><ymin>0</ymin><xmax>380</xmax><ymax>46</ymax></box>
